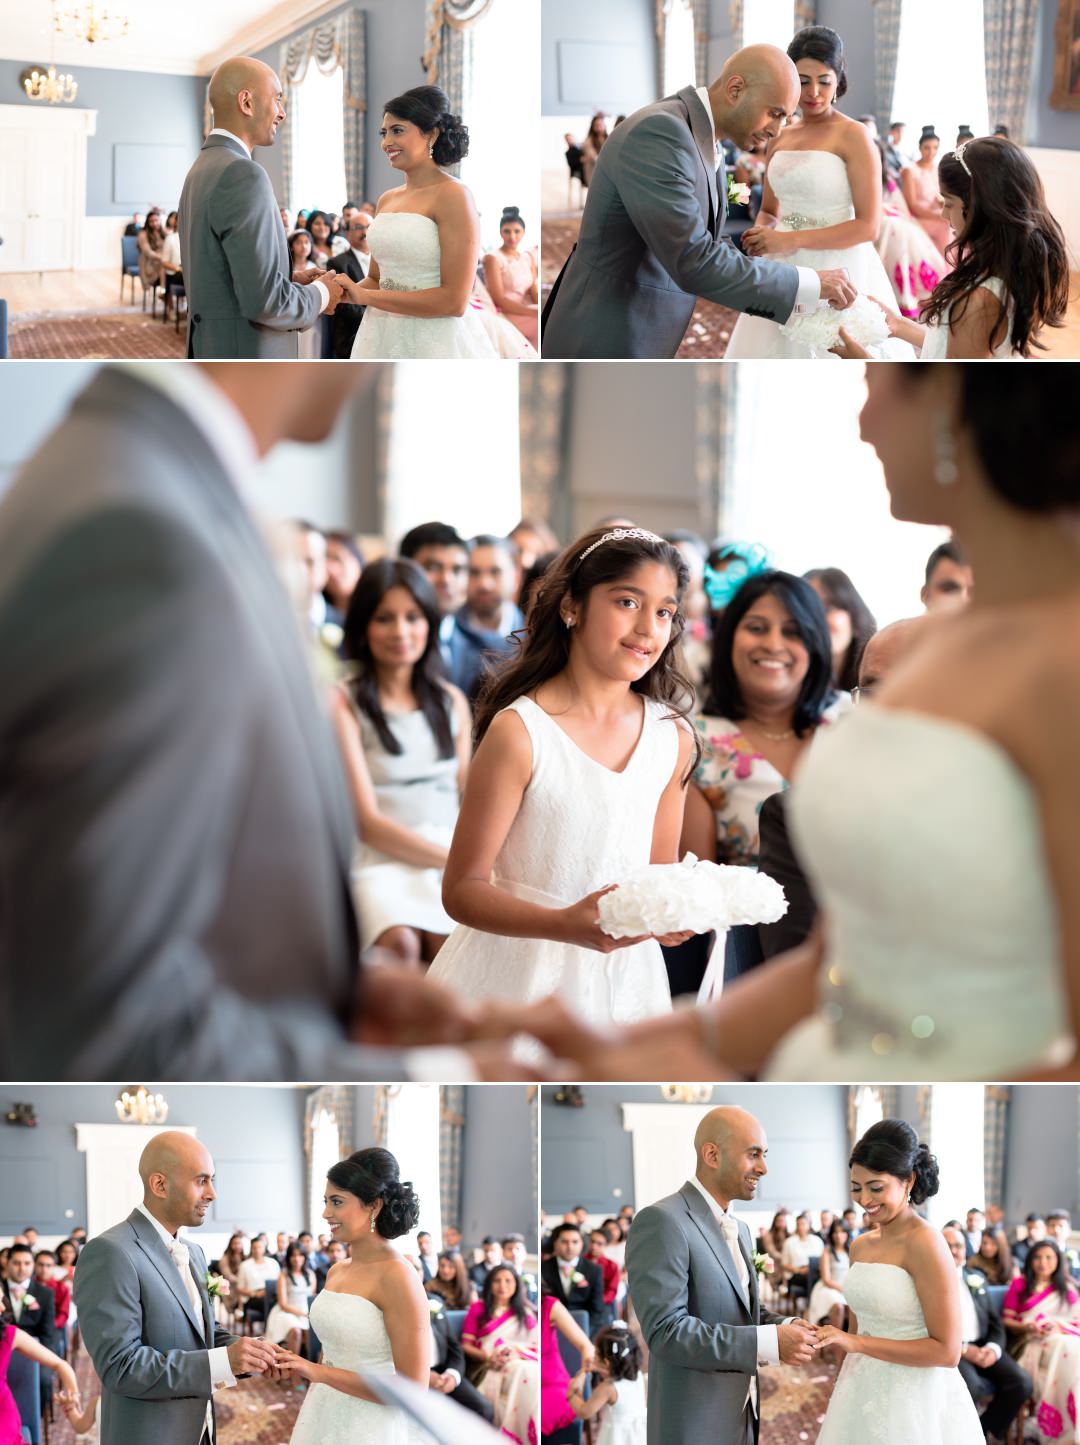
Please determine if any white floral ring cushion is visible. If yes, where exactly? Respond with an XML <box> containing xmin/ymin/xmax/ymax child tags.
<box><xmin>596</xmin><ymin>854</ymin><xmax>787</xmax><ymax>939</ymax></box>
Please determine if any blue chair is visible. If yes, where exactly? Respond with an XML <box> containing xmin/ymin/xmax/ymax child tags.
<box><xmin>0</xmin><ymin>296</ymin><xmax>8</xmax><ymax>358</ymax></box>
<box><xmin>445</xmin><ymin>1308</ymin><xmax>466</xmax><ymax>1344</ymax></box>
<box><xmin>545</xmin><ymin>1308</ymin><xmax>590</xmax><ymax>1445</ymax></box>
<box><xmin>7</xmin><ymin>1351</ymin><xmax>41</xmax><ymax>1445</ymax></box>
<box><xmin>120</xmin><ymin>234</ymin><xmax>140</xmax><ymax>304</ymax></box>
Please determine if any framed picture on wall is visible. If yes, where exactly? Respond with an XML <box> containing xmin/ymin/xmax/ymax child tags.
<box><xmin>1051</xmin><ymin>0</ymin><xmax>1080</xmax><ymax>110</ymax></box>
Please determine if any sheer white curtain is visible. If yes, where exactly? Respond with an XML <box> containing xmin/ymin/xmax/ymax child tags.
<box><xmin>289</xmin><ymin>63</ymin><xmax>347</xmax><ymax>214</ymax></box>
<box><xmin>381</xmin><ymin>1085</ymin><xmax>444</xmax><ymax>1251</ymax></box>
<box><xmin>309</xmin><ymin>1106</ymin><xmax>343</xmax><ymax>1237</ymax></box>
<box><xmin>891</xmin><ymin>0</ymin><xmax>988</xmax><ymax>143</ymax></box>
<box><xmin>923</xmin><ymin>1085</ymin><xmax>986</xmax><ymax>1226</ymax></box>
<box><xmin>742</xmin><ymin>0</ymin><xmax>795</xmax><ymax>50</ymax></box>
<box><xmin>662</xmin><ymin>0</ymin><xmax>697</xmax><ymax>96</ymax></box>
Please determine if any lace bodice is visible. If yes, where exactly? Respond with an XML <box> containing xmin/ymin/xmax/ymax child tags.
<box><xmin>367</xmin><ymin>212</ymin><xmax>442</xmax><ymax>291</ymax></box>
<box><xmin>309</xmin><ymin>1290</ymin><xmax>396</xmax><ymax>1374</ymax></box>
<box><xmin>845</xmin><ymin>1263</ymin><xmax>928</xmax><ymax>1340</ymax></box>
<box><xmin>768</xmin><ymin>150</ymin><xmax>855</xmax><ymax>231</ymax></box>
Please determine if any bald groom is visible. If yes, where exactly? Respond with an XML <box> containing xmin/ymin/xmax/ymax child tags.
<box><xmin>178</xmin><ymin>57</ymin><xmax>346</xmax><ymax>357</ymax></box>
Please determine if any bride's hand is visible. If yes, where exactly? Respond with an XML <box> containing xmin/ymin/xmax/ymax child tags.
<box><xmin>274</xmin><ymin>1349</ymin><xmax>317</xmax><ymax>1380</ymax></box>
<box><xmin>743</xmin><ymin>226</ymin><xmax>789</xmax><ymax>257</ymax></box>
<box><xmin>337</xmin><ymin>275</ymin><xmax>372</xmax><ymax>304</ymax></box>
<box><xmin>814</xmin><ymin>1324</ymin><xmax>859</xmax><ymax>1355</ymax></box>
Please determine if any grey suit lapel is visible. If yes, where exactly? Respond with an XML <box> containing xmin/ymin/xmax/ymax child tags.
<box><xmin>127</xmin><ymin>1210</ymin><xmax>206</xmax><ymax>1341</ymax></box>
<box><xmin>677</xmin><ymin>86</ymin><xmax>721</xmax><ymax>231</ymax></box>
<box><xmin>679</xmin><ymin>1183</ymin><xmax>752</xmax><ymax>1318</ymax></box>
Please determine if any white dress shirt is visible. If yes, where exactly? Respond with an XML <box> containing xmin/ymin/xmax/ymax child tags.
<box><xmin>205</xmin><ymin>127</ymin><xmax>329</xmax><ymax>315</ymax></box>
<box><xmin>956</xmin><ymin>1267</ymin><xmax>1001</xmax><ymax>1362</ymax></box>
<box><xmin>692</xmin><ymin>87</ymin><xmax>819</xmax><ymax>313</ymax></box>
<box><xmin>351</xmin><ymin>247</ymin><xmax>372</xmax><ymax>277</ymax></box>
<box><xmin>686</xmin><ymin>1176</ymin><xmax>781</xmax><ymax>1366</ymax></box>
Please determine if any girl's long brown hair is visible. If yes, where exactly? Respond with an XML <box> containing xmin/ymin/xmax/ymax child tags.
<box><xmin>473</xmin><ymin>526</ymin><xmax>703</xmax><ymax>777</ymax></box>
<box><xmin>920</xmin><ymin>137</ymin><xmax>1070</xmax><ymax>356</ymax></box>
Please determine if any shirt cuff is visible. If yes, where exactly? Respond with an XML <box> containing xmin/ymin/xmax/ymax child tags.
<box><xmin>404</xmin><ymin>1047</ymin><xmax>476</xmax><ymax>1082</ymax></box>
<box><xmin>984</xmin><ymin>1343</ymin><xmax>1002</xmax><ymax>1363</ymax></box>
<box><xmin>313</xmin><ymin>280</ymin><xmax>330</xmax><ymax>314</ymax></box>
<box><xmin>443</xmin><ymin>1368</ymin><xmax>461</xmax><ymax>1389</ymax></box>
<box><xmin>209</xmin><ymin>1346</ymin><xmax>236</xmax><ymax>1389</ymax></box>
<box><xmin>791</xmin><ymin>267</ymin><xmax>821</xmax><ymax>314</ymax></box>
<box><xmin>756</xmin><ymin>1324</ymin><xmax>780</xmax><ymax>1366</ymax></box>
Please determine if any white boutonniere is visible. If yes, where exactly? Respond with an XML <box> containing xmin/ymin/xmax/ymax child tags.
<box><xmin>321</xmin><ymin>622</ymin><xmax>344</xmax><ymax>651</ymax></box>
<box><xmin>427</xmin><ymin>1298</ymin><xmax>444</xmax><ymax>1316</ymax></box>
<box><xmin>726</xmin><ymin>177</ymin><xmax>752</xmax><ymax>208</ymax></box>
<box><xmin>569</xmin><ymin>1271</ymin><xmax>587</xmax><ymax>1289</ymax></box>
<box><xmin>752</xmin><ymin>1251</ymin><xmax>773</xmax><ymax>1277</ymax></box>
<box><xmin>522</xmin><ymin>1273</ymin><xmax>537</xmax><ymax>1289</ymax></box>
<box><xmin>205</xmin><ymin>1272</ymin><xmax>229</xmax><ymax>1300</ymax></box>
<box><xmin>965</xmin><ymin>1273</ymin><xmax>986</xmax><ymax>1295</ymax></box>
<box><xmin>22</xmin><ymin>1296</ymin><xmax>39</xmax><ymax>1312</ymax></box>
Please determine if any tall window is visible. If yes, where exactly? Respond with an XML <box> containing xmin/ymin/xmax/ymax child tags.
<box><xmin>308</xmin><ymin>1105</ymin><xmax>342</xmax><ymax>1237</ymax></box>
<box><xmin>923</xmin><ymin>1085</ymin><xmax>986</xmax><ymax>1227</ymax></box>
<box><xmin>662</xmin><ymin>0</ymin><xmax>696</xmax><ymax>97</ymax></box>
<box><xmin>891</xmin><ymin>0</ymin><xmax>988</xmax><ymax>143</ymax></box>
<box><xmin>290</xmin><ymin>63</ymin><xmax>347</xmax><ymax>214</ymax></box>
<box><xmin>742</xmin><ymin>0</ymin><xmax>795</xmax><ymax>51</ymax></box>
<box><xmin>381</xmin><ymin>1085</ymin><xmax>444</xmax><ymax>1248</ymax></box>
<box><xmin>465</xmin><ymin>0</ymin><xmax>541</xmax><ymax>251</ymax></box>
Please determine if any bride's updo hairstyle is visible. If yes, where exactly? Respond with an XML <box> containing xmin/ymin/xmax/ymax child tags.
<box><xmin>326</xmin><ymin>1147</ymin><xmax>420</xmax><ymax>1239</ymax></box>
<box><xmin>920</xmin><ymin>137</ymin><xmax>1069</xmax><ymax>357</ymax></box>
<box><xmin>383</xmin><ymin>84</ymin><xmax>469</xmax><ymax>164</ymax></box>
<box><xmin>849</xmin><ymin>1119</ymin><xmax>939</xmax><ymax>1205</ymax></box>
<box><xmin>473</xmin><ymin>526</ymin><xmax>702</xmax><ymax>775</ymax></box>
<box><xmin>787</xmin><ymin>26</ymin><xmax>847</xmax><ymax>98</ymax></box>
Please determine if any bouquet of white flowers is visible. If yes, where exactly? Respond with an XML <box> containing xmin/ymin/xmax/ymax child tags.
<box><xmin>779</xmin><ymin>293</ymin><xmax>890</xmax><ymax>357</ymax></box>
<box><xmin>597</xmin><ymin>854</ymin><xmax>787</xmax><ymax>938</ymax></box>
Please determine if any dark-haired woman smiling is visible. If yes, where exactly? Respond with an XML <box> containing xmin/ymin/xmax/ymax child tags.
<box><xmin>685</xmin><ymin>571</ymin><xmax>848</xmax><ymax>867</ymax></box>
<box><xmin>328</xmin><ymin>558</ymin><xmax>471</xmax><ymax>967</ymax></box>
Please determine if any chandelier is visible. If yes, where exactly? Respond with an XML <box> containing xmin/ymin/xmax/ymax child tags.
<box><xmin>53</xmin><ymin>1</ymin><xmax>130</xmax><ymax>44</ymax></box>
<box><xmin>115</xmin><ymin>1087</ymin><xmax>169</xmax><ymax>1125</ymax></box>
<box><xmin>22</xmin><ymin>64</ymin><xmax>78</xmax><ymax>104</ymax></box>
<box><xmin>660</xmin><ymin>1084</ymin><xmax>714</xmax><ymax>1104</ymax></box>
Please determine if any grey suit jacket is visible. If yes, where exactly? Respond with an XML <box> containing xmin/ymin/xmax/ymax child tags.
<box><xmin>74</xmin><ymin>1210</ymin><xmax>235</xmax><ymax>1445</ymax></box>
<box><xmin>0</xmin><ymin>368</ymin><xmax>411</xmax><ymax>1081</ymax></box>
<box><xmin>627</xmin><ymin>1181</ymin><xmax>785</xmax><ymax>1445</ymax></box>
<box><xmin>178</xmin><ymin>134</ymin><xmax>321</xmax><ymax>358</ymax></box>
<box><xmin>542</xmin><ymin>86</ymin><xmax>799</xmax><ymax>358</ymax></box>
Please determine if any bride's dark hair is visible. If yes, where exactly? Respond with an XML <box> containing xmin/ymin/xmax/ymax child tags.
<box><xmin>787</xmin><ymin>26</ymin><xmax>847</xmax><ymax>98</ymax></box>
<box><xmin>472</xmin><ymin>526</ymin><xmax>702</xmax><ymax>777</ymax></box>
<box><xmin>326</xmin><ymin>1147</ymin><xmax>420</xmax><ymax>1240</ymax></box>
<box><xmin>849</xmin><ymin>1119</ymin><xmax>939</xmax><ymax>1204</ymax></box>
<box><xmin>919</xmin><ymin>137</ymin><xmax>1069</xmax><ymax>357</ymax></box>
<box><xmin>383</xmin><ymin>84</ymin><xmax>469</xmax><ymax>164</ymax></box>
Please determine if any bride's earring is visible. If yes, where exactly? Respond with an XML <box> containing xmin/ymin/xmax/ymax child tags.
<box><xmin>428</xmin><ymin>142</ymin><xmax>435</xmax><ymax>159</ymax></box>
<box><xmin>933</xmin><ymin>412</ymin><xmax>959</xmax><ymax>487</ymax></box>
<box><xmin>564</xmin><ymin>616</ymin><xmax>574</xmax><ymax>629</ymax></box>
<box><xmin>370</xmin><ymin>1208</ymin><xmax>377</xmax><ymax>1233</ymax></box>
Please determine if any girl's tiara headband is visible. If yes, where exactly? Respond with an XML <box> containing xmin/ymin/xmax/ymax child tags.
<box><xmin>579</xmin><ymin>527</ymin><xmax>664</xmax><ymax>561</ymax></box>
<box><xmin>951</xmin><ymin>141</ymin><xmax>973</xmax><ymax>177</ymax></box>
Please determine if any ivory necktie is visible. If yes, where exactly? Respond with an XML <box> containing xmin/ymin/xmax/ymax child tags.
<box><xmin>167</xmin><ymin>1236</ymin><xmax>214</xmax><ymax>1442</ymax></box>
<box><xmin>717</xmin><ymin>1215</ymin><xmax>750</xmax><ymax>1295</ymax></box>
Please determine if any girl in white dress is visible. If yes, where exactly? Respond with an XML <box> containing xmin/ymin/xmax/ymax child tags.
<box><xmin>265</xmin><ymin>1242</ymin><xmax>315</xmax><ymax>1351</ymax></box>
<box><xmin>726</xmin><ymin>26</ymin><xmax>913</xmax><ymax>360</ymax></box>
<box><xmin>342</xmin><ymin>85</ymin><xmax>498</xmax><ymax>359</ymax></box>
<box><xmin>809</xmin><ymin>1219</ymin><xmax>851</xmax><ymax>1329</ymax></box>
<box><xmin>428</xmin><ymin>527</ymin><xmax>700</xmax><ymax>1046</ymax></box>
<box><xmin>328</xmin><ymin>559</ymin><xmax>471</xmax><ymax>967</ymax></box>
<box><xmin>841</xmin><ymin>136</ymin><xmax>1070</xmax><ymax>359</ymax></box>
<box><xmin>568</xmin><ymin>1322</ymin><xmax>646</xmax><ymax>1445</ymax></box>
<box><xmin>278</xmin><ymin>1148</ymin><xmax>427</xmax><ymax>1445</ymax></box>
<box><xmin>812</xmin><ymin>1121</ymin><xmax>982</xmax><ymax>1443</ymax></box>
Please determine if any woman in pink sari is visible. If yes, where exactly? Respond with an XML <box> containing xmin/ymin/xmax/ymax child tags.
<box><xmin>1003</xmin><ymin>1241</ymin><xmax>1080</xmax><ymax>1441</ymax></box>
<box><xmin>0</xmin><ymin>1323</ymin><xmax>81</xmax><ymax>1444</ymax></box>
<box><xmin>540</xmin><ymin>1288</ymin><xmax>596</xmax><ymax>1438</ymax></box>
<box><xmin>461</xmin><ymin>1265</ymin><xmax>538</xmax><ymax>1443</ymax></box>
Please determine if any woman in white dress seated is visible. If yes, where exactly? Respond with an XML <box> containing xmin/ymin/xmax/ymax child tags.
<box><xmin>781</xmin><ymin>1211</ymin><xmax>823</xmax><ymax>1309</ymax></box>
<box><xmin>809</xmin><ymin>1218</ymin><xmax>852</xmax><ymax>1330</ymax></box>
<box><xmin>265</xmin><ymin>1242</ymin><xmax>315</xmax><ymax>1354</ymax></box>
<box><xmin>841</xmin><ymin>137</ymin><xmax>1070</xmax><ymax>359</ymax></box>
<box><xmin>328</xmin><ymin>558</ymin><xmax>471</xmax><ymax>968</ymax></box>
<box><xmin>343</xmin><ymin>85</ymin><xmax>499</xmax><ymax>358</ymax></box>
<box><xmin>726</xmin><ymin>25</ymin><xmax>914</xmax><ymax>360</ymax></box>
<box><xmin>236</xmin><ymin>1237</ymin><xmax>280</xmax><ymax>1331</ymax></box>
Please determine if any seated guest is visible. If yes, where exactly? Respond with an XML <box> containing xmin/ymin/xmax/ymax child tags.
<box><xmin>586</xmin><ymin>1228</ymin><xmax>620</xmax><ymax>1326</ymax></box>
<box><xmin>448</xmin><ymin>534</ymin><xmax>524</xmax><ymax>702</ymax></box>
<box><xmin>328</xmin><ymin>559</ymin><xmax>471</xmax><ymax>968</ymax></box>
<box><xmin>136</xmin><ymin>210</ymin><xmax>166</xmax><ymax>293</ymax></box>
<box><xmin>966</xmin><ymin>1228</ymin><xmax>1016</xmax><ymax>1286</ymax></box>
<box><xmin>123</xmin><ymin>212</ymin><xmax>144</xmax><ymax>237</ymax></box>
<box><xmin>922</xmin><ymin>538</ymin><xmax>974</xmax><ymax>611</ymax></box>
<box><xmin>1003</xmin><ymin>1241</ymin><xmax>1080</xmax><ymax>1436</ymax></box>
<box><xmin>53</xmin><ymin>1240</ymin><xmax>78</xmax><ymax>1290</ymax></box>
<box><xmin>399</xmin><ymin>521</ymin><xmax>471</xmax><ymax>667</ymax></box>
<box><xmin>272</xmin><ymin>1230</ymin><xmax>291</xmax><ymax>1269</ymax></box>
<box><xmin>315</xmin><ymin>1239</ymin><xmax>347</xmax><ymax>1294</ymax></box>
<box><xmin>541</xmin><ymin>1224</ymin><xmax>605</xmax><ymax>1336</ymax></box>
<box><xmin>802</xmin><ymin>567</ymin><xmax>877</xmax><ymax>692</ymax></box>
<box><xmin>215</xmin><ymin>1233</ymin><xmax>247</xmax><ymax>1316</ymax></box>
<box><xmin>1013</xmin><ymin>1214</ymin><xmax>1048</xmax><ymax>1270</ymax></box>
<box><xmin>323</xmin><ymin>530</ymin><xmax>364</xmax><ymax>619</ymax></box>
<box><xmin>416</xmin><ymin>1230</ymin><xmax>437</xmax><ymax>1282</ymax></box>
<box><xmin>508</xmin><ymin>517</ymin><xmax>559</xmax><ymax>577</ymax></box>
<box><xmin>236</xmin><ymin>1235</ymin><xmax>280</xmax><ymax>1329</ymax></box>
<box><xmin>808</xmin><ymin>1219</ymin><xmax>851</xmax><ymax>1328</ymax></box>
<box><xmin>580</xmin><ymin>114</ymin><xmax>608</xmax><ymax>186</ymax></box>
<box><xmin>482</xmin><ymin>208</ymin><xmax>539</xmax><ymax>349</ymax></box>
<box><xmin>325</xmin><ymin>210</ymin><xmax>374</xmax><ymax>357</ymax></box>
<box><xmin>426</xmin><ymin>1251</ymin><xmax>475</xmax><ymax>1310</ymax></box>
<box><xmin>502</xmin><ymin>1234</ymin><xmax>538</xmax><ymax>1304</ymax></box>
<box><xmin>469</xmin><ymin>1237</ymin><xmax>503</xmax><ymax>1292</ymax></box>
<box><xmin>310</xmin><ymin>1235</ymin><xmax>330</xmax><ymax>1274</ymax></box>
<box><xmin>265</xmin><ymin>1241</ymin><xmax>314</xmax><ymax>1353</ymax></box>
<box><xmin>33</xmin><ymin>1251</ymin><xmax>70</xmax><ymax>1338</ymax></box>
<box><xmin>2</xmin><ymin>1244</ymin><xmax>58</xmax><ymax>1350</ymax></box>
<box><xmin>444</xmin><ymin>1226</ymin><xmax>463</xmax><ymax>1254</ymax></box>
<box><xmin>965</xmin><ymin>1209</ymin><xmax>987</xmax><ymax>1257</ymax></box>
<box><xmin>944</xmin><ymin>1224</ymin><xmax>1032</xmax><ymax>1444</ymax></box>
<box><xmin>1047</xmin><ymin>1211</ymin><xmax>1080</xmax><ymax>1280</ymax></box>
<box><xmin>305</xmin><ymin>209</ymin><xmax>336</xmax><ymax>265</ymax></box>
<box><xmin>428</xmin><ymin>1293</ymin><xmax>494</xmax><ymax>1421</ymax></box>
<box><xmin>780</xmin><ymin>1212</ymin><xmax>822</xmax><ymax>1304</ymax></box>
<box><xmin>818</xmin><ymin>1209</ymin><xmax>835</xmax><ymax>1244</ymax></box>
<box><xmin>288</xmin><ymin>228</ymin><xmax>318</xmax><ymax>280</ymax></box>
<box><xmin>460</xmin><ymin>1265</ymin><xmax>538</xmax><ymax>1439</ymax></box>
<box><xmin>159</xmin><ymin>223</ymin><xmax>183</xmax><ymax>315</ymax></box>
<box><xmin>687</xmin><ymin>570</ymin><xmax>845</xmax><ymax>869</ymax></box>
<box><xmin>761</xmin><ymin>1209</ymin><xmax>790</xmax><ymax>1275</ymax></box>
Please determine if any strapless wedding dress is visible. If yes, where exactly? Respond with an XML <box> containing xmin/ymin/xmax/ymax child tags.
<box><xmin>350</xmin><ymin>213</ymin><xmax>498</xmax><ymax>359</ymax></box>
<box><xmin>815</xmin><ymin>1263</ymin><xmax>983</xmax><ymax>1443</ymax></box>
<box><xmin>765</xmin><ymin>707</ymin><xmax>1072</xmax><ymax>1080</ymax></box>
<box><xmin>726</xmin><ymin>150</ymin><xmax>914</xmax><ymax>359</ymax></box>
<box><xmin>289</xmin><ymin>1291</ymin><xmax>410</xmax><ymax>1445</ymax></box>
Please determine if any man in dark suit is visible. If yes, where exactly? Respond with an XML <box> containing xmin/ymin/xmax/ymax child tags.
<box><xmin>945</xmin><ymin>1226</ymin><xmax>1032</xmax><ymax>1443</ymax></box>
<box><xmin>417</xmin><ymin>1231</ymin><xmax>436</xmax><ymax>1283</ymax></box>
<box><xmin>541</xmin><ymin>1224</ymin><xmax>604</xmax><ymax>1335</ymax></box>
<box><xmin>123</xmin><ymin>213</ymin><xmax>144</xmax><ymax>237</ymax></box>
<box><xmin>468</xmin><ymin>1238</ymin><xmax>502</xmax><ymax>1294</ymax></box>
<box><xmin>1013</xmin><ymin>1214</ymin><xmax>1047</xmax><ymax>1269</ymax></box>
<box><xmin>324</xmin><ymin>210</ymin><xmax>373</xmax><ymax>357</ymax></box>
<box><xmin>2</xmin><ymin>1244</ymin><xmax>58</xmax><ymax>1350</ymax></box>
<box><xmin>428</xmin><ymin>1300</ymin><xmax>493</xmax><ymax>1421</ymax></box>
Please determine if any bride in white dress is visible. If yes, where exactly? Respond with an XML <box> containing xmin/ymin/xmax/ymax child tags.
<box><xmin>343</xmin><ymin>84</ymin><xmax>510</xmax><ymax>359</ymax></box>
<box><xmin>725</xmin><ymin>26</ymin><xmax>914</xmax><ymax>360</ymax></box>
<box><xmin>812</xmin><ymin>1120</ymin><xmax>983</xmax><ymax>1443</ymax></box>
<box><xmin>279</xmin><ymin>1148</ymin><xmax>428</xmax><ymax>1445</ymax></box>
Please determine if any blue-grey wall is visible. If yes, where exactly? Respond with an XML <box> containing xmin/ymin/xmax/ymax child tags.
<box><xmin>541</xmin><ymin>0</ymin><xmax>656</xmax><ymax>115</ymax></box>
<box><xmin>0</xmin><ymin>1086</ymin><xmax>306</xmax><ymax>1237</ymax></box>
<box><xmin>816</xmin><ymin>0</ymin><xmax>877</xmax><ymax>119</ymax></box>
<box><xmin>0</xmin><ymin>61</ymin><xmax>204</xmax><ymax>215</ymax></box>
<box><xmin>1003</xmin><ymin>1088</ymin><xmax>1080</xmax><ymax>1224</ymax></box>
<box><xmin>461</xmin><ymin>1087</ymin><xmax>537</xmax><ymax>1251</ymax></box>
<box><xmin>541</xmin><ymin>1085</ymin><xmax>851</xmax><ymax>1217</ymax></box>
<box><xmin>251</xmin><ymin>0</ymin><xmax>428</xmax><ymax>210</ymax></box>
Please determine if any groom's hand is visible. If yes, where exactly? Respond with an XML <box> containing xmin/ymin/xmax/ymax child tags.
<box><xmin>777</xmin><ymin>1320</ymin><xmax>816</xmax><ymax>1365</ymax></box>
<box><xmin>816</xmin><ymin>270</ymin><xmax>858</xmax><ymax>309</ymax></box>
<box><xmin>320</xmin><ymin>273</ymin><xmax>347</xmax><ymax>314</ymax></box>
<box><xmin>226</xmin><ymin>1338</ymin><xmax>278</xmax><ymax>1376</ymax></box>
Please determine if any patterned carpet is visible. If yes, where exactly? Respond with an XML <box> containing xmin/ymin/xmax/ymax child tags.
<box><xmin>541</xmin><ymin>214</ymin><xmax>738</xmax><ymax>358</ymax></box>
<box><xmin>8</xmin><ymin>307</ymin><xmax>188</xmax><ymax>359</ymax></box>
<box><xmin>760</xmin><ymin>1357</ymin><xmax>840</xmax><ymax>1442</ymax></box>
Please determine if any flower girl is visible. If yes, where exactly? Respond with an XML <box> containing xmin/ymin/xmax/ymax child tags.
<box><xmin>567</xmin><ymin>1323</ymin><xmax>646</xmax><ymax>1445</ymax></box>
<box><xmin>427</xmin><ymin>527</ymin><xmax>698</xmax><ymax>1040</ymax></box>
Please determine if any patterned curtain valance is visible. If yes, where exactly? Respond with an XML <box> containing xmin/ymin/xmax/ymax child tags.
<box><xmin>423</xmin><ymin>0</ymin><xmax>494</xmax><ymax>169</ymax></box>
<box><xmin>872</xmin><ymin>0</ymin><xmax>904</xmax><ymax>141</ymax></box>
<box><xmin>279</xmin><ymin>5</ymin><xmax>367</xmax><ymax>210</ymax></box>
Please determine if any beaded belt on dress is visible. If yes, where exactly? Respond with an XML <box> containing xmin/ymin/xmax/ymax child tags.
<box><xmin>379</xmin><ymin>279</ymin><xmax>420</xmax><ymax>291</ymax></box>
<box><xmin>780</xmin><ymin>211</ymin><xmax>851</xmax><ymax>231</ymax></box>
<box><xmin>818</xmin><ymin>965</ymin><xmax>947</xmax><ymax>1059</ymax></box>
